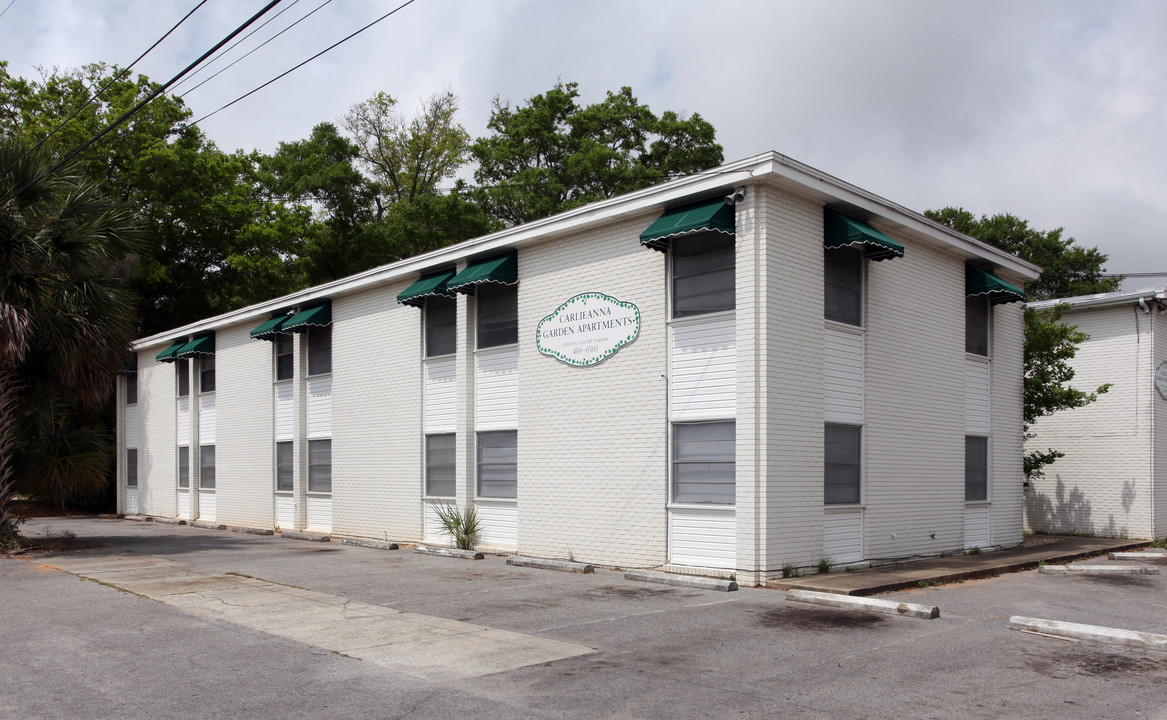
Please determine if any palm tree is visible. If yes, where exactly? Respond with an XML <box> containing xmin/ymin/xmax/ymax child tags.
<box><xmin>0</xmin><ymin>136</ymin><xmax>145</xmax><ymax>543</ymax></box>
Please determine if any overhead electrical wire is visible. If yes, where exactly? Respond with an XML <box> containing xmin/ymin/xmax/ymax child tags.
<box><xmin>0</xmin><ymin>0</ymin><xmax>17</xmax><ymax>22</ymax></box>
<box><xmin>179</xmin><ymin>0</ymin><xmax>335</xmax><ymax>100</ymax></box>
<box><xmin>2</xmin><ymin>0</ymin><xmax>286</xmax><ymax>204</ymax></box>
<box><xmin>1</xmin><ymin>0</ymin><xmax>209</xmax><ymax>176</ymax></box>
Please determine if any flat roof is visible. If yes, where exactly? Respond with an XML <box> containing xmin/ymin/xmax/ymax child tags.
<box><xmin>1028</xmin><ymin>286</ymin><xmax>1167</xmax><ymax>312</ymax></box>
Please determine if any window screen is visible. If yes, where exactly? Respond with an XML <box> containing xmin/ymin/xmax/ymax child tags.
<box><xmin>824</xmin><ymin>424</ymin><xmax>861</xmax><ymax>504</ymax></box>
<box><xmin>275</xmin><ymin>334</ymin><xmax>293</xmax><ymax>380</ymax></box>
<box><xmin>199</xmin><ymin>356</ymin><xmax>215</xmax><ymax>394</ymax></box>
<box><xmin>199</xmin><ymin>445</ymin><xmax>215</xmax><ymax>489</ymax></box>
<box><xmin>177</xmin><ymin>359</ymin><xmax>190</xmax><ymax>397</ymax></box>
<box><xmin>426</xmin><ymin>296</ymin><xmax>456</xmax><ymax>357</ymax></box>
<box><xmin>178</xmin><ymin>446</ymin><xmax>189</xmax><ymax>488</ymax></box>
<box><xmin>672</xmin><ymin>421</ymin><xmax>736</xmax><ymax>504</ymax></box>
<box><xmin>966</xmin><ymin>296</ymin><xmax>989</xmax><ymax>356</ymax></box>
<box><xmin>476</xmin><ymin>283</ymin><xmax>518</xmax><ymax>348</ymax></box>
<box><xmin>276</xmin><ymin>441</ymin><xmax>293</xmax><ymax>492</ymax></box>
<box><xmin>477</xmin><ymin>431</ymin><xmax>516</xmax><ymax>498</ymax></box>
<box><xmin>965</xmin><ymin>436</ymin><xmax>988</xmax><ymax>502</ymax></box>
<box><xmin>308</xmin><ymin>439</ymin><xmax>331</xmax><ymax>493</ymax></box>
<box><xmin>307</xmin><ymin>326</ymin><xmax>332</xmax><ymax>376</ymax></box>
<box><xmin>125</xmin><ymin>373</ymin><xmax>138</xmax><ymax>405</ymax></box>
<box><xmin>825</xmin><ymin>246</ymin><xmax>863</xmax><ymax>326</ymax></box>
<box><xmin>426</xmin><ymin>434</ymin><xmax>456</xmax><ymax>497</ymax></box>
<box><xmin>672</xmin><ymin>233</ymin><xmax>735</xmax><ymax>318</ymax></box>
<box><xmin>126</xmin><ymin>449</ymin><xmax>138</xmax><ymax>487</ymax></box>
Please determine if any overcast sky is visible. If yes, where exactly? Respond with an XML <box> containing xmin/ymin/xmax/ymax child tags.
<box><xmin>3</xmin><ymin>0</ymin><xmax>1164</xmax><ymax>285</ymax></box>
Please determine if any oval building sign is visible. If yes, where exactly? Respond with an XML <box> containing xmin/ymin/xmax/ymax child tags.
<box><xmin>536</xmin><ymin>292</ymin><xmax>640</xmax><ymax>367</ymax></box>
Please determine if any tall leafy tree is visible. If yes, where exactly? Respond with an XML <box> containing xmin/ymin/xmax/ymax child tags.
<box><xmin>926</xmin><ymin>207</ymin><xmax>1116</xmax><ymax>479</ymax></box>
<box><xmin>470</xmin><ymin>82</ymin><xmax>723</xmax><ymax>225</ymax></box>
<box><xmin>0</xmin><ymin>137</ymin><xmax>146</xmax><ymax>541</ymax></box>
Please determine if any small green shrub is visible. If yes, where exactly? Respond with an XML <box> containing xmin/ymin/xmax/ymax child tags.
<box><xmin>817</xmin><ymin>557</ymin><xmax>834</xmax><ymax>574</ymax></box>
<box><xmin>967</xmin><ymin>546</ymin><xmax>981</xmax><ymax>555</ymax></box>
<box><xmin>782</xmin><ymin>563</ymin><xmax>797</xmax><ymax>578</ymax></box>
<box><xmin>432</xmin><ymin>503</ymin><xmax>480</xmax><ymax>550</ymax></box>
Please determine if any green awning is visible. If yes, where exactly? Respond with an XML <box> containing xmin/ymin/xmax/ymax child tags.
<box><xmin>824</xmin><ymin>209</ymin><xmax>905</xmax><ymax>261</ymax></box>
<box><xmin>639</xmin><ymin>198</ymin><xmax>735</xmax><ymax>251</ymax></box>
<box><xmin>448</xmin><ymin>252</ymin><xmax>517</xmax><ymax>295</ymax></box>
<box><xmin>155</xmin><ymin>341</ymin><xmax>185</xmax><ymax>363</ymax></box>
<box><xmin>284</xmin><ymin>300</ymin><xmax>331</xmax><ymax>333</ymax></box>
<box><xmin>966</xmin><ymin>265</ymin><xmax>1026</xmax><ymax>304</ymax></box>
<box><xmin>397</xmin><ymin>269</ymin><xmax>457</xmax><ymax>307</ymax></box>
<box><xmin>250</xmin><ymin>314</ymin><xmax>290</xmax><ymax>340</ymax></box>
<box><xmin>176</xmin><ymin>333</ymin><xmax>215</xmax><ymax>358</ymax></box>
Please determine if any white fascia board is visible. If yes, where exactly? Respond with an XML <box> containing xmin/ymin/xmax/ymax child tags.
<box><xmin>1029</xmin><ymin>286</ymin><xmax>1167</xmax><ymax>312</ymax></box>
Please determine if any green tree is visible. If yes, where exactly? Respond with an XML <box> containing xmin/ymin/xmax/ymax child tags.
<box><xmin>0</xmin><ymin>137</ymin><xmax>146</xmax><ymax>542</ymax></box>
<box><xmin>470</xmin><ymin>82</ymin><xmax>723</xmax><ymax>225</ymax></box>
<box><xmin>926</xmin><ymin>207</ymin><xmax>1116</xmax><ymax>479</ymax></box>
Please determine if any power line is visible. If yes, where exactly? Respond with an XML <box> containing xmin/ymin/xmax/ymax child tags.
<box><xmin>179</xmin><ymin>0</ymin><xmax>335</xmax><ymax>100</ymax></box>
<box><xmin>0</xmin><ymin>0</ymin><xmax>17</xmax><ymax>22</ymax></box>
<box><xmin>1</xmin><ymin>0</ymin><xmax>208</xmax><ymax>176</ymax></box>
<box><xmin>2</xmin><ymin>0</ymin><xmax>286</xmax><ymax>205</ymax></box>
<box><xmin>188</xmin><ymin>0</ymin><xmax>418</xmax><ymax>128</ymax></box>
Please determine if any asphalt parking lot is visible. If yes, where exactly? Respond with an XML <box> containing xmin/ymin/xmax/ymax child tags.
<box><xmin>4</xmin><ymin>517</ymin><xmax>1167</xmax><ymax>720</ymax></box>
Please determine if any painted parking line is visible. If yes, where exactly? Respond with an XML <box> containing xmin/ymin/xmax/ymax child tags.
<box><xmin>36</xmin><ymin>549</ymin><xmax>594</xmax><ymax>681</ymax></box>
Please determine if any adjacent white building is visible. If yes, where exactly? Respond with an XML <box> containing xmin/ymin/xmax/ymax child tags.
<box><xmin>117</xmin><ymin>152</ymin><xmax>1039</xmax><ymax>585</ymax></box>
<box><xmin>1025</xmin><ymin>287</ymin><xmax>1167</xmax><ymax>540</ymax></box>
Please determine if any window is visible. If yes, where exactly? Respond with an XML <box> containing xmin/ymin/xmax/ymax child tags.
<box><xmin>199</xmin><ymin>356</ymin><xmax>215</xmax><ymax>394</ymax></box>
<box><xmin>426</xmin><ymin>296</ymin><xmax>457</xmax><ymax>357</ymax></box>
<box><xmin>274</xmin><ymin>334</ymin><xmax>293</xmax><ymax>380</ymax></box>
<box><xmin>476</xmin><ymin>283</ymin><xmax>517</xmax><ymax>348</ymax></box>
<box><xmin>426</xmin><ymin>434</ymin><xmax>456</xmax><ymax>497</ymax></box>
<box><xmin>276</xmin><ymin>441</ymin><xmax>293</xmax><ymax>492</ymax></box>
<box><xmin>126</xmin><ymin>449</ymin><xmax>138</xmax><ymax>487</ymax></box>
<box><xmin>178</xmin><ymin>446</ymin><xmax>189</xmax><ymax>488</ymax></box>
<box><xmin>177</xmin><ymin>359</ymin><xmax>190</xmax><ymax>397</ymax></box>
<box><xmin>825</xmin><ymin>246</ymin><xmax>863</xmax><ymax>326</ymax></box>
<box><xmin>672</xmin><ymin>421</ymin><xmax>736</xmax><ymax>504</ymax></box>
<box><xmin>199</xmin><ymin>445</ymin><xmax>215</xmax><ymax>489</ymax></box>
<box><xmin>965</xmin><ymin>436</ymin><xmax>988</xmax><ymax>502</ymax></box>
<box><xmin>125</xmin><ymin>373</ymin><xmax>138</xmax><ymax>405</ymax></box>
<box><xmin>307</xmin><ymin>326</ymin><xmax>331</xmax><ymax>376</ymax></box>
<box><xmin>477</xmin><ymin>430</ymin><xmax>516</xmax><ymax>498</ymax></box>
<box><xmin>966</xmin><ymin>296</ymin><xmax>989</xmax><ymax>356</ymax></box>
<box><xmin>824</xmin><ymin>424</ymin><xmax>861</xmax><ymax>504</ymax></box>
<box><xmin>308</xmin><ymin>439</ymin><xmax>331</xmax><ymax>493</ymax></box>
<box><xmin>672</xmin><ymin>232</ymin><xmax>735</xmax><ymax>318</ymax></box>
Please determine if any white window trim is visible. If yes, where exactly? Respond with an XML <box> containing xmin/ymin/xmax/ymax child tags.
<box><xmin>824</xmin><ymin>422</ymin><xmax>864</xmax><ymax>507</ymax></box>
<box><xmin>668</xmin><ymin>420</ymin><xmax>737</xmax><ymax>508</ymax></box>
<box><xmin>965</xmin><ymin>434</ymin><xmax>991</xmax><ymax>505</ymax></box>
<box><xmin>824</xmin><ymin>246</ymin><xmax>865</xmax><ymax>328</ymax></box>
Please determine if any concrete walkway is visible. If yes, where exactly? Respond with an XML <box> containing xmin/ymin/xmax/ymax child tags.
<box><xmin>770</xmin><ymin>535</ymin><xmax>1151</xmax><ymax>596</ymax></box>
<box><xmin>41</xmin><ymin>548</ymin><xmax>593</xmax><ymax>681</ymax></box>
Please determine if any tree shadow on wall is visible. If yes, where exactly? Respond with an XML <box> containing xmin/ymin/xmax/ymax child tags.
<box><xmin>1025</xmin><ymin>475</ymin><xmax>1093</xmax><ymax>535</ymax></box>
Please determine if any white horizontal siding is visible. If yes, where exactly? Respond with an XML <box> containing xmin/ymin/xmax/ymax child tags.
<box><xmin>307</xmin><ymin>495</ymin><xmax>332</xmax><ymax>533</ymax></box>
<box><xmin>198</xmin><ymin>490</ymin><xmax>215</xmax><ymax>522</ymax></box>
<box><xmin>307</xmin><ymin>375</ymin><xmax>332</xmax><ymax>439</ymax></box>
<box><xmin>670</xmin><ymin>315</ymin><xmax>736</xmax><ymax>421</ymax></box>
<box><xmin>423</xmin><ymin>499</ymin><xmax>450</xmax><ymax>543</ymax></box>
<box><xmin>177</xmin><ymin>489</ymin><xmax>190</xmax><ymax>520</ymax></box>
<box><xmin>964</xmin><ymin>505</ymin><xmax>990</xmax><ymax>548</ymax></box>
<box><xmin>275</xmin><ymin>494</ymin><xmax>294</xmax><ymax>531</ymax></box>
<box><xmin>668</xmin><ymin>506</ymin><xmax>736</xmax><ymax>569</ymax></box>
<box><xmin>824</xmin><ymin>326</ymin><xmax>864</xmax><ymax>425</ymax></box>
<box><xmin>124</xmin><ymin>488</ymin><xmax>139</xmax><ymax>515</ymax></box>
<box><xmin>198</xmin><ymin>393</ymin><xmax>216</xmax><ymax>445</ymax></box>
<box><xmin>965</xmin><ymin>359</ymin><xmax>991</xmax><ymax>435</ymax></box>
<box><xmin>124</xmin><ymin>405</ymin><xmax>139</xmax><ymax>449</ymax></box>
<box><xmin>274</xmin><ymin>381</ymin><xmax>293</xmax><ymax>441</ymax></box>
<box><xmin>475</xmin><ymin>499</ymin><xmax>518</xmax><ymax>548</ymax></box>
<box><xmin>823</xmin><ymin>508</ymin><xmax>863</xmax><ymax>564</ymax></box>
<box><xmin>476</xmin><ymin>348</ymin><xmax>518</xmax><ymax>431</ymax></box>
<box><xmin>176</xmin><ymin>396</ymin><xmax>191</xmax><ymax>446</ymax></box>
<box><xmin>424</xmin><ymin>357</ymin><xmax>457</xmax><ymax>434</ymax></box>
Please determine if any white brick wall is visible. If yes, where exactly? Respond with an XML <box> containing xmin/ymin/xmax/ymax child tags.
<box><xmin>132</xmin><ymin>350</ymin><xmax>176</xmax><ymax>517</ymax></box>
<box><xmin>215</xmin><ymin>322</ymin><xmax>275</xmax><ymax>528</ymax></box>
<box><xmin>1026</xmin><ymin>304</ymin><xmax>1156</xmax><ymax>538</ymax></box>
<box><xmin>990</xmin><ymin>302</ymin><xmax>1025</xmax><ymax>547</ymax></box>
<box><xmin>1155</xmin><ymin>310</ymin><xmax>1167</xmax><ymax>538</ymax></box>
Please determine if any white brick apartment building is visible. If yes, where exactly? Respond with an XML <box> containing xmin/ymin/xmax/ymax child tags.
<box><xmin>117</xmin><ymin>152</ymin><xmax>1039</xmax><ymax>585</ymax></box>
<box><xmin>1025</xmin><ymin>287</ymin><xmax>1167</xmax><ymax>540</ymax></box>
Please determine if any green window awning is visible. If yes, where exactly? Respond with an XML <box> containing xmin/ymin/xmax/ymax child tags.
<box><xmin>155</xmin><ymin>341</ymin><xmax>186</xmax><ymax>363</ymax></box>
<box><xmin>397</xmin><ymin>269</ymin><xmax>457</xmax><ymax>307</ymax></box>
<box><xmin>250</xmin><ymin>313</ymin><xmax>290</xmax><ymax>340</ymax></box>
<box><xmin>824</xmin><ymin>209</ymin><xmax>905</xmax><ymax>261</ymax></box>
<box><xmin>284</xmin><ymin>300</ymin><xmax>331</xmax><ymax>333</ymax></box>
<box><xmin>639</xmin><ymin>198</ymin><xmax>735</xmax><ymax>252</ymax></box>
<box><xmin>966</xmin><ymin>265</ymin><xmax>1026</xmax><ymax>304</ymax></box>
<box><xmin>176</xmin><ymin>333</ymin><xmax>215</xmax><ymax>358</ymax></box>
<box><xmin>448</xmin><ymin>252</ymin><xmax>517</xmax><ymax>295</ymax></box>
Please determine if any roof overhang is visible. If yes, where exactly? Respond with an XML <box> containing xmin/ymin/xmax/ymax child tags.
<box><xmin>1028</xmin><ymin>287</ymin><xmax>1167</xmax><ymax>312</ymax></box>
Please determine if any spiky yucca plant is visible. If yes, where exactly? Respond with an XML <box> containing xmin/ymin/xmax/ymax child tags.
<box><xmin>432</xmin><ymin>502</ymin><xmax>481</xmax><ymax>550</ymax></box>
